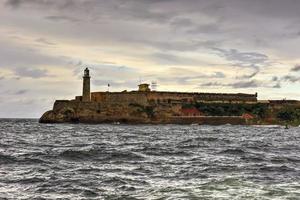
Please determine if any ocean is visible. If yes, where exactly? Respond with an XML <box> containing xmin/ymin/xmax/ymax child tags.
<box><xmin>0</xmin><ymin>119</ymin><xmax>299</xmax><ymax>199</ymax></box>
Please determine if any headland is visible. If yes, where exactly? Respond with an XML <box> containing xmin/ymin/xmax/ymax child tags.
<box><xmin>39</xmin><ymin>68</ymin><xmax>300</xmax><ymax>125</ymax></box>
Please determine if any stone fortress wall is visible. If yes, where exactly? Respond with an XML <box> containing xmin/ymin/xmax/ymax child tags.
<box><xmin>72</xmin><ymin>69</ymin><xmax>258</xmax><ymax>106</ymax></box>
<box><xmin>53</xmin><ymin>69</ymin><xmax>258</xmax><ymax>122</ymax></box>
<box><xmin>89</xmin><ymin>91</ymin><xmax>258</xmax><ymax>106</ymax></box>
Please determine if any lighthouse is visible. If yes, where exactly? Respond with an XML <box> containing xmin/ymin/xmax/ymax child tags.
<box><xmin>82</xmin><ymin>68</ymin><xmax>91</xmax><ymax>102</ymax></box>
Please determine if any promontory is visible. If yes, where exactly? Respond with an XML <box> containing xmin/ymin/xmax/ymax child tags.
<box><xmin>39</xmin><ymin>68</ymin><xmax>300</xmax><ymax>125</ymax></box>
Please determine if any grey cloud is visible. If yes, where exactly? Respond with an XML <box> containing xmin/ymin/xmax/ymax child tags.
<box><xmin>151</xmin><ymin>52</ymin><xmax>209</xmax><ymax>66</ymax></box>
<box><xmin>0</xmin><ymin>89</ymin><xmax>28</xmax><ymax>96</ymax></box>
<box><xmin>169</xmin><ymin>17</ymin><xmax>223</xmax><ymax>36</ymax></box>
<box><xmin>213</xmin><ymin>48</ymin><xmax>269</xmax><ymax>68</ymax></box>
<box><xmin>230</xmin><ymin>80</ymin><xmax>259</xmax><ymax>88</ymax></box>
<box><xmin>35</xmin><ymin>38</ymin><xmax>56</xmax><ymax>45</ymax></box>
<box><xmin>148</xmin><ymin>40</ymin><xmax>221</xmax><ymax>52</ymax></box>
<box><xmin>5</xmin><ymin>0</ymin><xmax>175</xmax><ymax>23</ymax></box>
<box><xmin>5</xmin><ymin>0</ymin><xmax>300</xmax><ymax>25</ymax></box>
<box><xmin>186</xmin><ymin>23</ymin><xmax>221</xmax><ymax>35</ymax></box>
<box><xmin>212</xmin><ymin>72</ymin><xmax>226</xmax><ymax>78</ymax></box>
<box><xmin>152</xmin><ymin>53</ymin><xmax>182</xmax><ymax>64</ymax></box>
<box><xmin>291</xmin><ymin>65</ymin><xmax>300</xmax><ymax>72</ymax></box>
<box><xmin>0</xmin><ymin>41</ymin><xmax>67</xmax><ymax>67</ymax></box>
<box><xmin>89</xmin><ymin>63</ymin><xmax>137</xmax><ymax>75</ymax></box>
<box><xmin>273</xmin><ymin>82</ymin><xmax>281</xmax><ymax>88</ymax></box>
<box><xmin>45</xmin><ymin>15</ymin><xmax>80</xmax><ymax>23</ymax></box>
<box><xmin>14</xmin><ymin>68</ymin><xmax>49</xmax><ymax>78</ymax></box>
<box><xmin>200</xmin><ymin>82</ymin><xmax>223</xmax><ymax>87</ymax></box>
<box><xmin>237</xmin><ymin>70</ymin><xmax>259</xmax><ymax>79</ymax></box>
<box><xmin>273</xmin><ymin>71</ymin><xmax>300</xmax><ymax>84</ymax></box>
<box><xmin>180</xmin><ymin>72</ymin><xmax>226</xmax><ymax>83</ymax></box>
<box><xmin>200</xmin><ymin>80</ymin><xmax>270</xmax><ymax>89</ymax></box>
<box><xmin>282</xmin><ymin>75</ymin><xmax>300</xmax><ymax>83</ymax></box>
<box><xmin>5</xmin><ymin>0</ymin><xmax>288</xmax><ymax>61</ymax></box>
<box><xmin>5</xmin><ymin>0</ymin><xmax>22</xmax><ymax>7</ymax></box>
<box><xmin>5</xmin><ymin>0</ymin><xmax>75</xmax><ymax>9</ymax></box>
<box><xmin>157</xmin><ymin>71</ymin><xmax>226</xmax><ymax>85</ymax></box>
<box><xmin>14</xmin><ymin>89</ymin><xmax>28</xmax><ymax>95</ymax></box>
<box><xmin>272</xmin><ymin>76</ymin><xmax>279</xmax><ymax>82</ymax></box>
<box><xmin>170</xmin><ymin>17</ymin><xmax>194</xmax><ymax>28</ymax></box>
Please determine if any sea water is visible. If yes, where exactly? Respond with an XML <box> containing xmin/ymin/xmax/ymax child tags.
<box><xmin>0</xmin><ymin>119</ymin><xmax>299</xmax><ymax>199</ymax></box>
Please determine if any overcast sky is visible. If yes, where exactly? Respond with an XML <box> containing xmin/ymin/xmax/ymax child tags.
<box><xmin>1</xmin><ymin>0</ymin><xmax>300</xmax><ymax>118</ymax></box>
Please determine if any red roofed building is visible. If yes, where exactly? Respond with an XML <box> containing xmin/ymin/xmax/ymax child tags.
<box><xmin>181</xmin><ymin>108</ymin><xmax>202</xmax><ymax>116</ymax></box>
<box><xmin>242</xmin><ymin>113</ymin><xmax>255</xmax><ymax>120</ymax></box>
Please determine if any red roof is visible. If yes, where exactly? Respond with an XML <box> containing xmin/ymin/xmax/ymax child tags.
<box><xmin>181</xmin><ymin>108</ymin><xmax>201</xmax><ymax>116</ymax></box>
<box><xmin>242</xmin><ymin>113</ymin><xmax>255</xmax><ymax>119</ymax></box>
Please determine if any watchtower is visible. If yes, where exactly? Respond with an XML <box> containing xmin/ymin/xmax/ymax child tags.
<box><xmin>82</xmin><ymin>68</ymin><xmax>91</xmax><ymax>102</ymax></box>
<box><xmin>138</xmin><ymin>83</ymin><xmax>151</xmax><ymax>92</ymax></box>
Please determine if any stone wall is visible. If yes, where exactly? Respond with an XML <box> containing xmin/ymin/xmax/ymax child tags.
<box><xmin>91</xmin><ymin>91</ymin><xmax>257</xmax><ymax>106</ymax></box>
<box><xmin>91</xmin><ymin>92</ymin><xmax>148</xmax><ymax>105</ymax></box>
<box><xmin>43</xmin><ymin>100</ymin><xmax>247</xmax><ymax>124</ymax></box>
<box><xmin>40</xmin><ymin>91</ymin><xmax>257</xmax><ymax>124</ymax></box>
<box><xmin>53</xmin><ymin>100</ymin><xmax>71</xmax><ymax>111</ymax></box>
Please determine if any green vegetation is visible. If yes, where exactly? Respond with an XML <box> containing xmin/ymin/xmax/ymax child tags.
<box><xmin>276</xmin><ymin>107</ymin><xmax>300</xmax><ymax>125</ymax></box>
<box><xmin>130</xmin><ymin>102</ymin><xmax>300</xmax><ymax>126</ymax></box>
<box><xmin>193</xmin><ymin>102</ymin><xmax>269</xmax><ymax>118</ymax></box>
<box><xmin>129</xmin><ymin>103</ymin><xmax>155</xmax><ymax>118</ymax></box>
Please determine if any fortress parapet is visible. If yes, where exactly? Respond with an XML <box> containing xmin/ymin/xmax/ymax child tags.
<box><xmin>90</xmin><ymin>91</ymin><xmax>257</xmax><ymax>106</ymax></box>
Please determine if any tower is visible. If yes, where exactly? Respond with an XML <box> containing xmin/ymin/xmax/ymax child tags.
<box><xmin>82</xmin><ymin>68</ymin><xmax>91</xmax><ymax>102</ymax></box>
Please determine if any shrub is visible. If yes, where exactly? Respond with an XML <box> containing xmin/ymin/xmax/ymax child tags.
<box><xmin>194</xmin><ymin>102</ymin><xmax>268</xmax><ymax>118</ymax></box>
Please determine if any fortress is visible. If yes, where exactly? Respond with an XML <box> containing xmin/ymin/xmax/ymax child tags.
<box><xmin>39</xmin><ymin>68</ymin><xmax>299</xmax><ymax>125</ymax></box>
<box><xmin>80</xmin><ymin>68</ymin><xmax>257</xmax><ymax>105</ymax></box>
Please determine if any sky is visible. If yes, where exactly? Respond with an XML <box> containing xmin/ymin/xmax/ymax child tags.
<box><xmin>0</xmin><ymin>0</ymin><xmax>300</xmax><ymax>118</ymax></box>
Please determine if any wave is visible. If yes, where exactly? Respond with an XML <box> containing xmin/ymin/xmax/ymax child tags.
<box><xmin>4</xmin><ymin>177</ymin><xmax>45</xmax><ymax>185</ymax></box>
<box><xmin>58</xmin><ymin>148</ymin><xmax>145</xmax><ymax>161</ymax></box>
<box><xmin>240</xmin><ymin>155</ymin><xmax>266</xmax><ymax>162</ymax></box>
<box><xmin>82</xmin><ymin>189</ymin><xmax>99</xmax><ymax>197</ymax></box>
<box><xmin>2</xmin><ymin>120</ymin><xmax>300</xmax><ymax>199</ymax></box>
<box><xmin>0</xmin><ymin>153</ymin><xmax>17</xmax><ymax>164</ymax></box>
<box><xmin>180</xmin><ymin>137</ymin><xmax>219</xmax><ymax>143</ymax></box>
<box><xmin>219</xmin><ymin>148</ymin><xmax>246</xmax><ymax>155</ymax></box>
<box><xmin>138</xmin><ymin>146</ymin><xmax>190</xmax><ymax>157</ymax></box>
<box><xmin>258</xmin><ymin>165</ymin><xmax>296</xmax><ymax>172</ymax></box>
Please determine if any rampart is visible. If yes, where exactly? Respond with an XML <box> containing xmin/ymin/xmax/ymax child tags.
<box><xmin>90</xmin><ymin>91</ymin><xmax>257</xmax><ymax>106</ymax></box>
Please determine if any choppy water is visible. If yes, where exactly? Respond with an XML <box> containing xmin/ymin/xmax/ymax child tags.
<box><xmin>0</xmin><ymin>119</ymin><xmax>300</xmax><ymax>199</ymax></box>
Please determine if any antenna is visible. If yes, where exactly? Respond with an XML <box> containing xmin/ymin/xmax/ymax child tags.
<box><xmin>151</xmin><ymin>81</ymin><xmax>158</xmax><ymax>91</ymax></box>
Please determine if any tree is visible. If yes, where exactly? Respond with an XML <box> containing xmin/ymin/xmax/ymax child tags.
<box><xmin>277</xmin><ymin>109</ymin><xmax>295</xmax><ymax>122</ymax></box>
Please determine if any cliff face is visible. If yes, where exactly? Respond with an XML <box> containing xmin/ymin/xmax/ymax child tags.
<box><xmin>39</xmin><ymin>100</ymin><xmax>162</xmax><ymax>124</ymax></box>
<box><xmin>39</xmin><ymin>100</ymin><xmax>248</xmax><ymax>124</ymax></box>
